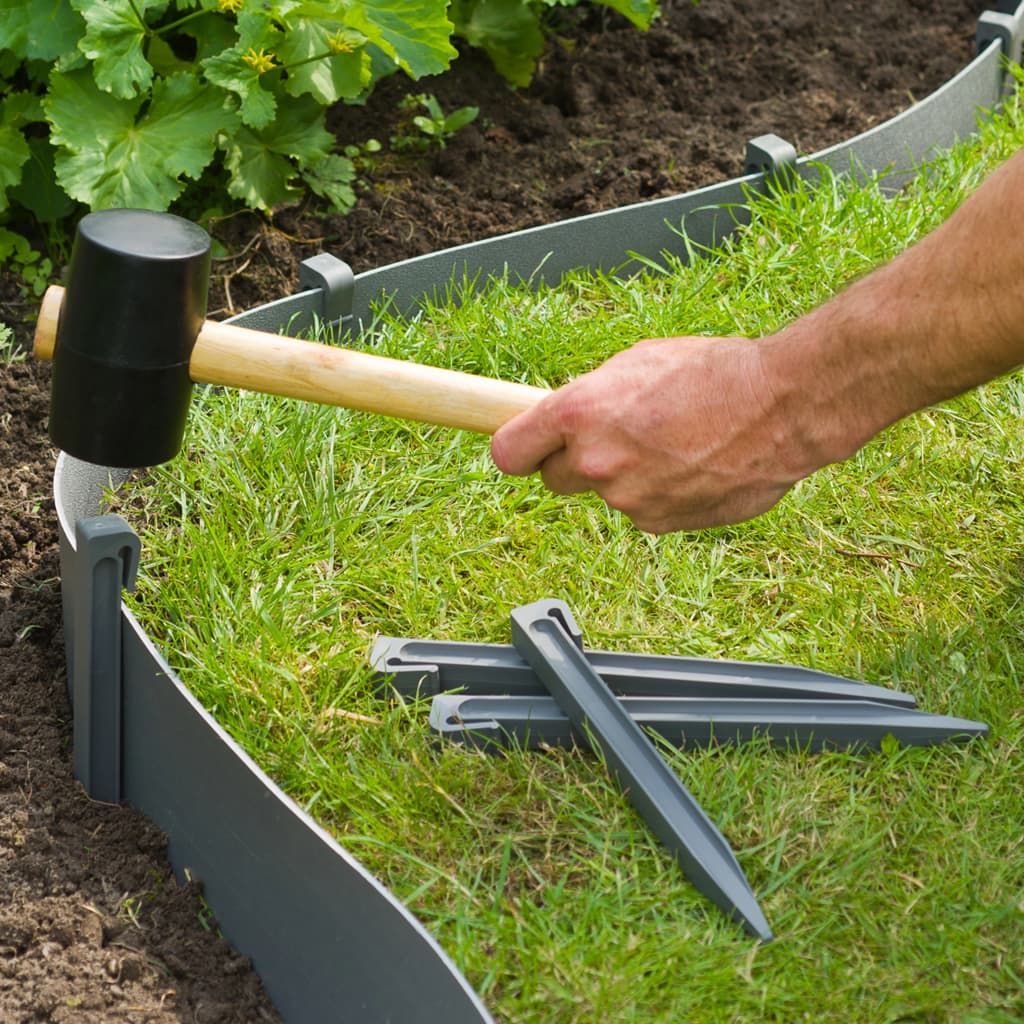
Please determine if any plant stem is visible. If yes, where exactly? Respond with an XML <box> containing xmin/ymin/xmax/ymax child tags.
<box><xmin>279</xmin><ymin>49</ymin><xmax>340</xmax><ymax>72</ymax></box>
<box><xmin>154</xmin><ymin>8</ymin><xmax>214</xmax><ymax>35</ymax></box>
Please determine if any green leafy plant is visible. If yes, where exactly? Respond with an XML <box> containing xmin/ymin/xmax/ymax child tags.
<box><xmin>390</xmin><ymin>93</ymin><xmax>480</xmax><ymax>152</ymax></box>
<box><xmin>0</xmin><ymin>228</ymin><xmax>54</xmax><ymax>299</ymax></box>
<box><xmin>0</xmin><ymin>0</ymin><xmax>459</xmax><ymax>217</ymax></box>
<box><xmin>0</xmin><ymin>0</ymin><xmax>658</xmax><ymax>222</ymax></box>
<box><xmin>0</xmin><ymin>322</ymin><xmax>19</xmax><ymax>364</ymax></box>
<box><xmin>451</xmin><ymin>0</ymin><xmax>659</xmax><ymax>88</ymax></box>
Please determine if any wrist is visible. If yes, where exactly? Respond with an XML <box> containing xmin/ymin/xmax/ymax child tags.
<box><xmin>755</xmin><ymin>297</ymin><xmax>913</xmax><ymax>476</ymax></box>
<box><xmin>748</xmin><ymin>151</ymin><xmax>1024</xmax><ymax>484</ymax></box>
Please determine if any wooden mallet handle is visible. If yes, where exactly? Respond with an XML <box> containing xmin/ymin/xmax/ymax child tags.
<box><xmin>35</xmin><ymin>284</ymin><xmax>548</xmax><ymax>435</ymax></box>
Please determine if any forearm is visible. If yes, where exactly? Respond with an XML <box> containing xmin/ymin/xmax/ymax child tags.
<box><xmin>762</xmin><ymin>148</ymin><xmax>1024</xmax><ymax>474</ymax></box>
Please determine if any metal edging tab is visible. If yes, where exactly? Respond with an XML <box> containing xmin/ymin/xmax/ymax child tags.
<box><xmin>298</xmin><ymin>252</ymin><xmax>355</xmax><ymax>331</ymax></box>
<box><xmin>977</xmin><ymin>10</ymin><xmax>1024</xmax><ymax>65</ymax></box>
<box><xmin>744</xmin><ymin>133</ymin><xmax>799</xmax><ymax>186</ymax></box>
<box><xmin>70</xmin><ymin>515</ymin><xmax>140</xmax><ymax>804</ymax></box>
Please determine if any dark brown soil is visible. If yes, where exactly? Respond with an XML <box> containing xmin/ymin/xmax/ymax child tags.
<box><xmin>0</xmin><ymin>2</ymin><xmax>991</xmax><ymax>1019</ymax></box>
<box><xmin>207</xmin><ymin>0</ymin><xmax>988</xmax><ymax>315</ymax></box>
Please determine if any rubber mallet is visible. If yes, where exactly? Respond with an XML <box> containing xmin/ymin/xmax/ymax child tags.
<box><xmin>34</xmin><ymin>208</ymin><xmax>549</xmax><ymax>468</ymax></box>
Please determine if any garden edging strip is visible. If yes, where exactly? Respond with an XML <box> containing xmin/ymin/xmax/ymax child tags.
<box><xmin>52</xmin><ymin>6</ymin><xmax>1024</xmax><ymax>1020</ymax></box>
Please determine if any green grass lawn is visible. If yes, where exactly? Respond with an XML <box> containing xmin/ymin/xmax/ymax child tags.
<box><xmin>122</xmin><ymin>86</ymin><xmax>1024</xmax><ymax>1023</ymax></box>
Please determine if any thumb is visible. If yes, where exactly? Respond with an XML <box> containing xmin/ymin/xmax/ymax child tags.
<box><xmin>491</xmin><ymin>395</ymin><xmax>566</xmax><ymax>476</ymax></box>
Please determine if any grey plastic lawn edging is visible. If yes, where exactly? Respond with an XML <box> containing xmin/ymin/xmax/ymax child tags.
<box><xmin>53</xmin><ymin>8</ymin><xmax>1024</xmax><ymax>1022</ymax></box>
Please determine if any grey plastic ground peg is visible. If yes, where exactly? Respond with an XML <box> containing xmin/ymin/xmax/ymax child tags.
<box><xmin>510</xmin><ymin>599</ymin><xmax>773</xmax><ymax>942</ymax></box>
<box><xmin>430</xmin><ymin>694</ymin><xmax>989</xmax><ymax>754</ymax></box>
<box><xmin>370</xmin><ymin>635</ymin><xmax>919</xmax><ymax>707</ymax></box>
<box><xmin>298</xmin><ymin>252</ymin><xmax>355</xmax><ymax>332</ymax></box>
<box><xmin>70</xmin><ymin>515</ymin><xmax>140</xmax><ymax>804</ymax></box>
<box><xmin>744</xmin><ymin>134</ymin><xmax>798</xmax><ymax>185</ymax></box>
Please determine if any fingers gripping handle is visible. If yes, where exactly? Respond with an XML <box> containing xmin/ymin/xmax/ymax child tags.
<box><xmin>35</xmin><ymin>284</ymin><xmax>548</xmax><ymax>436</ymax></box>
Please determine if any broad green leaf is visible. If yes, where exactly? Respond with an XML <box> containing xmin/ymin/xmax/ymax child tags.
<box><xmin>202</xmin><ymin>48</ymin><xmax>278</xmax><ymax>128</ymax></box>
<box><xmin>264</xmin><ymin>0</ymin><xmax>302</xmax><ymax>18</ymax></box>
<box><xmin>0</xmin><ymin>0</ymin><xmax>84</xmax><ymax>61</ymax></box>
<box><xmin>289</xmin><ymin>47</ymin><xmax>370</xmax><ymax>105</ymax></box>
<box><xmin>0</xmin><ymin>122</ymin><xmax>30</xmax><ymax>213</ymax></box>
<box><xmin>54</xmin><ymin>50</ymin><xmax>88</xmax><ymax>75</ymax></box>
<box><xmin>450</xmin><ymin>0</ymin><xmax>542</xmax><ymax>88</ymax></box>
<box><xmin>234</xmin><ymin>8</ymin><xmax>283</xmax><ymax>54</ymax></box>
<box><xmin>146</xmin><ymin>35</ymin><xmax>194</xmax><ymax>78</ymax></box>
<box><xmin>343</xmin><ymin>0</ymin><xmax>456</xmax><ymax>79</ymax></box>
<box><xmin>46</xmin><ymin>71</ymin><xmax>133</xmax><ymax>156</ymax></box>
<box><xmin>0</xmin><ymin>228</ymin><xmax>23</xmax><ymax>263</ymax></box>
<box><xmin>204</xmin><ymin>56</ymin><xmax>276</xmax><ymax>130</ymax></box>
<box><xmin>0</xmin><ymin>51</ymin><xmax>20</xmax><ymax>79</ymax></box>
<box><xmin>74</xmin><ymin>0</ymin><xmax>157</xmax><ymax>98</ymax></box>
<box><xmin>0</xmin><ymin>88</ymin><xmax>52</xmax><ymax>213</ymax></box>
<box><xmin>278</xmin><ymin>19</ymin><xmax>370</xmax><ymax>104</ymax></box>
<box><xmin>201</xmin><ymin>10</ymin><xmax>282</xmax><ymax>128</ymax></box>
<box><xmin>221</xmin><ymin>94</ymin><xmax>332</xmax><ymax>210</ymax></box>
<box><xmin>148</xmin><ymin>71</ymin><xmax>241</xmax><ymax>179</ymax></box>
<box><xmin>302</xmin><ymin>153</ymin><xmax>356</xmax><ymax>213</ymax></box>
<box><xmin>7</xmin><ymin>137</ymin><xmax>76</xmax><ymax>221</ymax></box>
<box><xmin>3</xmin><ymin>92</ymin><xmax>46</xmax><ymax>126</ymax></box>
<box><xmin>47</xmin><ymin>69</ymin><xmax>237</xmax><ymax>209</ymax></box>
<box><xmin>268</xmin><ymin>0</ymin><xmax>323</xmax><ymax>21</ymax></box>
<box><xmin>181</xmin><ymin>11</ymin><xmax>240</xmax><ymax>62</ymax></box>
<box><xmin>599</xmin><ymin>0</ymin><xmax>658</xmax><ymax>30</ymax></box>
<box><xmin>255</xmin><ymin>94</ymin><xmax>333</xmax><ymax>165</ymax></box>
<box><xmin>223</xmin><ymin>130</ymin><xmax>296</xmax><ymax>209</ymax></box>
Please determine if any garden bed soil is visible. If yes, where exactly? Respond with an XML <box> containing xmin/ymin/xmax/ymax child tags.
<box><xmin>0</xmin><ymin>2</ymin><xmax>992</xmax><ymax>1020</ymax></box>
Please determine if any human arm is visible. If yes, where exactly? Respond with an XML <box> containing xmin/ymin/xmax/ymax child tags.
<box><xmin>490</xmin><ymin>149</ymin><xmax>1024</xmax><ymax>534</ymax></box>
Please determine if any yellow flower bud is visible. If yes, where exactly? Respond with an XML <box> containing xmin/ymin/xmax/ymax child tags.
<box><xmin>241</xmin><ymin>47</ymin><xmax>278</xmax><ymax>74</ymax></box>
<box><xmin>327</xmin><ymin>30</ymin><xmax>355</xmax><ymax>55</ymax></box>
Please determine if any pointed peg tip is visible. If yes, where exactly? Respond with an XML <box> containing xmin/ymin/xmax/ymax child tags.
<box><xmin>743</xmin><ymin>912</ymin><xmax>774</xmax><ymax>943</ymax></box>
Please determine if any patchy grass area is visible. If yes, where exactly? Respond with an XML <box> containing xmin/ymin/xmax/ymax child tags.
<box><xmin>122</xmin><ymin>90</ymin><xmax>1024</xmax><ymax>1023</ymax></box>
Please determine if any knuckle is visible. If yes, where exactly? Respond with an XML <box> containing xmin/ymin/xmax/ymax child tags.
<box><xmin>575</xmin><ymin>449</ymin><xmax>618</xmax><ymax>483</ymax></box>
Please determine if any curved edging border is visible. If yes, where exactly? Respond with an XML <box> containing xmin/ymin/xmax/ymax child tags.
<box><xmin>54</xmin><ymin>8</ymin><xmax>1023</xmax><ymax>1022</ymax></box>
<box><xmin>55</xmin><ymin>463</ymin><xmax>495</xmax><ymax>1023</ymax></box>
<box><xmin>238</xmin><ymin>6</ymin><xmax>1022</xmax><ymax>339</ymax></box>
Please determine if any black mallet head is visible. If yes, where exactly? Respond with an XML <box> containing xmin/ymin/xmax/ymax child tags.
<box><xmin>48</xmin><ymin>208</ymin><xmax>211</xmax><ymax>468</ymax></box>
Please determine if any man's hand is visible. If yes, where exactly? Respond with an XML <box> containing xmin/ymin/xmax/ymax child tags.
<box><xmin>492</xmin><ymin>151</ymin><xmax>1024</xmax><ymax>535</ymax></box>
<box><xmin>491</xmin><ymin>334</ymin><xmax>816</xmax><ymax>534</ymax></box>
